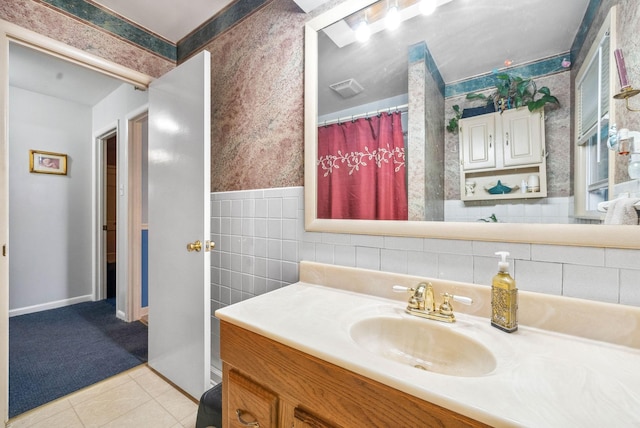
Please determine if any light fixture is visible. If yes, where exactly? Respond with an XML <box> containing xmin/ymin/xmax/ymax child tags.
<box><xmin>619</xmin><ymin>131</ymin><xmax>640</xmax><ymax>179</ymax></box>
<box><xmin>355</xmin><ymin>20</ymin><xmax>370</xmax><ymax>42</ymax></box>
<box><xmin>613</xmin><ymin>48</ymin><xmax>640</xmax><ymax>111</ymax></box>
<box><xmin>610</xmin><ymin>128</ymin><xmax>640</xmax><ymax>179</ymax></box>
<box><xmin>385</xmin><ymin>2</ymin><xmax>400</xmax><ymax>31</ymax></box>
<box><xmin>419</xmin><ymin>0</ymin><xmax>437</xmax><ymax>15</ymax></box>
<box><xmin>613</xmin><ymin>86</ymin><xmax>640</xmax><ymax>112</ymax></box>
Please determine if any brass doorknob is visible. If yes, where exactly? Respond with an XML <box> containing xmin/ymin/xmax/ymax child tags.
<box><xmin>186</xmin><ymin>240</ymin><xmax>202</xmax><ymax>252</ymax></box>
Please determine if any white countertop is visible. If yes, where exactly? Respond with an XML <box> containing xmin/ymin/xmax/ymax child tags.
<box><xmin>216</xmin><ymin>282</ymin><xmax>640</xmax><ymax>427</ymax></box>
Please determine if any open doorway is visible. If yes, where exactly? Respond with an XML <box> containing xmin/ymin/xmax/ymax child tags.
<box><xmin>5</xmin><ymin>37</ymin><xmax>150</xmax><ymax>418</ymax></box>
<box><xmin>104</xmin><ymin>134</ymin><xmax>117</xmax><ymax>299</ymax></box>
<box><xmin>2</xmin><ymin>20</ymin><xmax>213</xmax><ymax>421</ymax></box>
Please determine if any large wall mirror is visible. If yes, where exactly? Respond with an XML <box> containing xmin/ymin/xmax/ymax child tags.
<box><xmin>304</xmin><ymin>0</ymin><xmax>640</xmax><ymax>248</ymax></box>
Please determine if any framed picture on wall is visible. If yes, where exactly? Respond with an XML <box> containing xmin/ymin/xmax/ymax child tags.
<box><xmin>29</xmin><ymin>150</ymin><xmax>68</xmax><ymax>175</ymax></box>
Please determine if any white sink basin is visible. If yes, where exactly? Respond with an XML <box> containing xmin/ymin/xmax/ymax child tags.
<box><xmin>349</xmin><ymin>316</ymin><xmax>497</xmax><ymax>377</ymax></box>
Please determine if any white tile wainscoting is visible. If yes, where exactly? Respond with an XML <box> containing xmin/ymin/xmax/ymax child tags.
<box><xmin>210</xmin><ymin>186</ymin><xmax>640</xmax><ymax>371</ymax></box>
<box><xmin>444</xmin><ymin>197</ymin><xmax>576</xmax><ymax>224</ymax></box>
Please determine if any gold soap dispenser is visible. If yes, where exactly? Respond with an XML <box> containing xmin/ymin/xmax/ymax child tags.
<box><xmin>491</xmin><ymin>251</ymin><xmax>518</xmax><ymax>333</ymax></box>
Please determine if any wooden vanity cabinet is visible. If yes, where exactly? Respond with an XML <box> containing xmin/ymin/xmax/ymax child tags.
<box><xmin>220</xmin><ymin>321</ymin><xmax>489</xmax><ymax>428</ymax></box>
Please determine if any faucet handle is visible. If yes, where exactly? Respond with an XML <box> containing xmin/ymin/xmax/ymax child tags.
<box><xmin>450</xmin><ymin>294</ymin><xmax>473</xmax><ymax>305</ymax></box>
<box><xmin>439</xmin><ymin>293</ymin><xmax>473</xmax><ymax>317</ymax></box>
<box><xmin>393</xmin><ymin>285</ymin><xmax>421</xmax><ymax>309</ymax></box>
<box><xmin>392</xmin><ymin>285</ymin><xmax>413</xmax><ymax>293</ymax></box>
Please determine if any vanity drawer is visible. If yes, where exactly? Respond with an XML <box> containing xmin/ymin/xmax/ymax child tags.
<box><xmin>227</xmin><ymin>369</ymin><xmax>278</xmax><ymax>428</ymax></box>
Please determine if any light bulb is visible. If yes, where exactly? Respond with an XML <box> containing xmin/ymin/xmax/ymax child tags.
<box><xmin>355</xmin><ymin>20</ymin><xmax>370</xmax><ymax>42</ymax></box>
<box><xmin>385</xmin><ymin>6</ymin><xmax>400</xmax><ymax>31</ymax></box>
<box><xmin>419</xmin><ymin>0</ymin><xmax>437</xmax><ymax>15</ymax></box>
<box><xmin>629</xmin><ymin>154</ymin><xmax>640</xmax><ymax>179</ymax></box>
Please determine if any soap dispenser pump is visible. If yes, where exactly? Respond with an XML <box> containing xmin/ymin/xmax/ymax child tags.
<box><xmin>491</xmin><ymin>251</ymin><xmax>518</xmax><ymax>333</ymax></box>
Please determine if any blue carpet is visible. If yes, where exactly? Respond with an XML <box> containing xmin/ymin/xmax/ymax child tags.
<box><xmin>9</xmin><ymin>299</ymin><xmax>148</xmax><ymax>417</ymax></box>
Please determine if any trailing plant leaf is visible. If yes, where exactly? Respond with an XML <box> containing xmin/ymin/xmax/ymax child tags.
<box><xmin>538</xmin><ymin>86</ymin><xmax>553</xmax><ymax>96</ymax></box>
<box><xmin>446</xmin><ymin>104</ymin><xmax>462</xmax><ymax>133</ymax></box>
<box><xmin>466</xmin><ymin>93</ymin><xmax>490</xmax><ymax>102</ymax></box>
<box><xmin>477</xmin><ymin>213</ymin><xmax>498</xmax><ymax>222</ymax></box>
<box><xmin>527</xmin><ymin>87</ymin><xmax>559</xmax><ymax>111</ymax></box>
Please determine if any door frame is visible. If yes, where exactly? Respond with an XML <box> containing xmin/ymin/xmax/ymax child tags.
<box><xmin>127</xmin><ymin>109</ymin><xmax>149</xmax><ymax>322</ymax></box>
<box><xmin>0</xmin><ymin>19</ymin><xmax>152</xmax><ymax>423</ymax></box>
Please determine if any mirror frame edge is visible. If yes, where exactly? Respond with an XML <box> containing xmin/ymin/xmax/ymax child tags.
<box><xmin>303</xmin><ymin>1</ymin><xmax>640</xmax><ymax>250</ymax></box>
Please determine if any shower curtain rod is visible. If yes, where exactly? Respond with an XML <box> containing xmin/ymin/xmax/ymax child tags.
<box><xmin>319</xmin><ymin>103</ymin><xmax>408</xmax><ymax>127</ymax></box>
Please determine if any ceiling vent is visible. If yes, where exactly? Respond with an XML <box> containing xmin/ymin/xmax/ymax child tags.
<box><xmin>329</xmin><ymin>78</ymin><xmax>364</xmax><ymax>98</ymax></box>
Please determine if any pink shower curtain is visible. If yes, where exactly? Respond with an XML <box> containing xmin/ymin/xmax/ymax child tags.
<box><xmin>317</xmin><ymin>112</ymin><xmax>408</xmax><ymax>220</ymax></box>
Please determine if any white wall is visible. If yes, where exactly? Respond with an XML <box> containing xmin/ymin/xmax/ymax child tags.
<box><xmin>92</xmin><ymin>83</ymin><xmax>148</xmax><ymax>318</ymax></box>
<box><xmin>9</xmin><ymin>86</ymin><xmax>93</xmax><ymax>311</ymax></box>
<box><xmin>8</xmin><ymin>82</ymin><xmax>147</xmax><ymax>316</ymax></box>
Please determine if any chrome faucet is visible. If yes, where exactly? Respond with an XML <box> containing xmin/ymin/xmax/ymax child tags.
<box><xmin>393</xmin><ymin>283</ymin><xmax>472</xmax><ymax>323</ymax></box>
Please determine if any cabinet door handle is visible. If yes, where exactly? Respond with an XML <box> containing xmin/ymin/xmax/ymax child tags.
<box><xmin>505</xmin><ymin>132</ymin><xmax>509</xmax><ymax>145</ymax></box>
<box><xmin>236</xmin><ymin>409</ymin><xmax>260</xmax><ymax>427</ymax></box>
<box><xmin>489</xmin><ymin>134</ymin><xmax>492</xmax><ymax>148</ymax></box>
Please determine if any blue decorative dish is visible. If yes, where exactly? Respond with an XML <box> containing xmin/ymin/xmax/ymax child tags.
<box><xmin>485</xmin><ymin>180</ymin><xmax>518</xmax><ymax>194</ymax></box>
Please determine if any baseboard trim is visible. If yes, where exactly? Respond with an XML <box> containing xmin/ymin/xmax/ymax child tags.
<box><xmin>210</xmin><ymin>365</ymin><xmax>222</xmax><ymax>385</ymax></box>
<box><xmin>9</xmin><ymin>294</ymin><xmax>94</xmax><ymax>317</ymax></box>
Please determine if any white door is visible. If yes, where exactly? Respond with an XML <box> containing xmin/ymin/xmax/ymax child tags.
<box><xmin>502</xmin><ymin>108</ymin><xmax>544</xmax><ymax>167</ymax></box>
<box><xmin>147</xmin><ymin>51</ymin><xmax>211</xmax><ymax>399</ymax></box>
<box><xmin>460</xmin><ymin>114</ymin><xmax>496</xmax><ymax>170</ymax></box>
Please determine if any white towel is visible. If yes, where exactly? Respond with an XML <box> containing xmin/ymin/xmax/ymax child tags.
<box><xmin>604</xmin><ymin>198</ymin><xmax>640</xmax><ymax>225</ymax></box>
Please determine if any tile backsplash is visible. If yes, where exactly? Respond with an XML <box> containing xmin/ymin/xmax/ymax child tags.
<box><xmin>210</xmin><ymin>186</ymin><xmax>640</xmax><ymax>373</ymax></box>
<box><xmin>444</xmin><ymin>197</ymin><xmax>575</xmax><ymax>224</ymax></box>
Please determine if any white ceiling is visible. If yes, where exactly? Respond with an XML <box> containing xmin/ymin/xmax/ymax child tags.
<box><xmin>318</xmin><ymin>0</ymin><xmax>591</xmax><ymax>114</ymax></box>
<box><xmin>92</xmin><ymin>0</ymin><xmax>235</xmax><ymax>43</ymax></box>
<box><xmin>9</xmin><ymin>43</ymin><xmax>124</xmax><ymax>106</ymax></box>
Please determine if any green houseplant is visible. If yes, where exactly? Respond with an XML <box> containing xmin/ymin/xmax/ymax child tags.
<box><xmin>466</xmin><ymin>72</ymin><xmax>559</xmax><ymax>112</ymax></box>
<box><xmin>447</xmin><ymin>72</ymin><xmax>559</xmax><ymax>133</ymax></box>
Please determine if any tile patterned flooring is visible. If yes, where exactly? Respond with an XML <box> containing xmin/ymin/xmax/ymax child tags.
<box><xmin>7</xmin><ymin>365</ymin><xmax>199</xmax><ymax>428</ymax></box>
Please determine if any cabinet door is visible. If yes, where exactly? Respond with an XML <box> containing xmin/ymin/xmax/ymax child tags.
<box><xmin>227</xmin><ymin>370</ymin><xmax>278</xmax><ymax>428</ymax></box>
<box><xmin>501</xmin><ymin>108</ymin><xmax>543</xmax><ymax>166</ymax></box>
<box><xmin>460</xmin><ymin>114</ymin><xmax>496</xmax><ymax>170</ymax></box>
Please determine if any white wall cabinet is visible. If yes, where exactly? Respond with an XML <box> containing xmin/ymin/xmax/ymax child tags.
<box><xmin>459</xmin><ymin>108</ymin><xmax>547</xmax><ymax>201</ymax></box>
